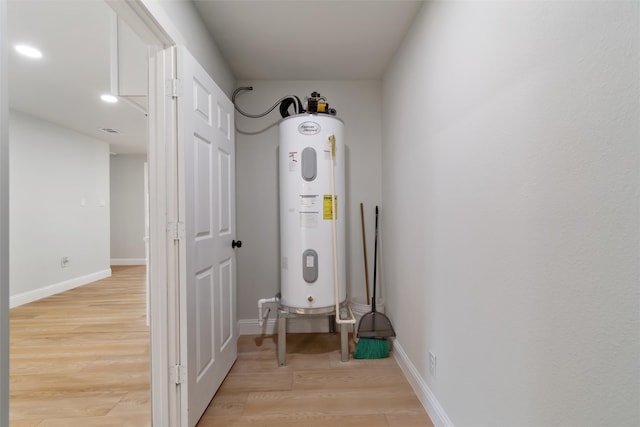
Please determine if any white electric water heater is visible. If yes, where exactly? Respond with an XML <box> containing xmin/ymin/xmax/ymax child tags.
<box><xmin>279</xmin><ymin>114</ymin><xmax>346</xmax><ymax>313</ymax></box>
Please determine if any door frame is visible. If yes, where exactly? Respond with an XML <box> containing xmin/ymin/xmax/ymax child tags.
<box><xmin>101</xmin><ymin>2</ymin><xmax>180</xmax><ymax>426</ymax></box>
<box><xmin>1</xmin><ymin>2</ymin><xmax>10</xmax><ymax>426</ymax></box>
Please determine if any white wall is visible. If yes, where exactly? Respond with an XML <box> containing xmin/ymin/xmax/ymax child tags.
<box><xmin>110</xmin><ymin>154</ymin><xmax>146</xmax><ymax>264</ymax></box>
<box><xmin>9</xmin><ymin>111</ymin><xmax>111</xmax><ymax>304</ymax></box>
<box><xmin>383</xmin><ymin>1</ymin><xmax>639</xmax><ymax>426</ymax></box>
<box><xmin>235</xmin><ymin>81</ymin><xmax>382</xmax><ymax>325</ymax></box>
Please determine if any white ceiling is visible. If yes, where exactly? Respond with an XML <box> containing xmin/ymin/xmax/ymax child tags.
<box><xmin>7</xmin><ymin>0</ymin><xmax>148</xmax><ymax>154</ymax></box>
<box><xmin>194</xmin><ymin>0</ymin><xmax>423</xmax><ymax>80</ymax></box>
<box><xmin>7</xmin><ymin>0</ymin><xmax>422</xmax><ymax>154</ymax></box>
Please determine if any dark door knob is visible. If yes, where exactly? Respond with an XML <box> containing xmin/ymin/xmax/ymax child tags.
<box><xmin>232</xmin><ymin>240</ymin><xmax>242</xmax><ymax>249</ymax></box>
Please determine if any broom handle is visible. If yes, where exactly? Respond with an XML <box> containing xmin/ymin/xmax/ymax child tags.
<box><xmin>372</xmin><ymin>206</ymin><xmax>379</xmax><ymax>313</ymax></box>
<box><xmin>360</xmin><ymin>203</ymin><xmax>371</xmax><ymax>305</ymax></box>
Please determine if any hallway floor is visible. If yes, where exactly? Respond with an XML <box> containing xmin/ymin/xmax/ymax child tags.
<box><xmin>197</xmin><ymin>334</ymin><xmax>433</xmax><ymax>427</ymax></box>
<box><xmin>9</xmin><ymin>265</ymin><xmax>150</xmax><ymax>427</ymax></box>
<box><xmin>9</xmin><ymin>265</ymin><xmax>432</xmax><ymax>426</ymax></box>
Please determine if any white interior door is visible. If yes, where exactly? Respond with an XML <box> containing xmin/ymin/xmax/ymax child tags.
<box><xmin>177</xmin><ymin>47</ymin><xmax>237</xmax><ymax>427</ymax></box>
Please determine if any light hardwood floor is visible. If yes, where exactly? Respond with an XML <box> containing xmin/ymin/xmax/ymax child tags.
<box><xmin>9</xmin><ymin>266</ymin><xmax>433</xmax><ymax>427</ymax></box>
<box><xmin>202</xmin><ymin>334</ymin><xmax>434</xmax><ymax>427</ymax></box>
<box><xmin>9</xmin><ymin>265</ymin><xmax>151</xmax><ymax>427</ymax></box>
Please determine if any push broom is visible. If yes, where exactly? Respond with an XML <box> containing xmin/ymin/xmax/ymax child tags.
<box><xmin>353</xmin><ymin>206</ymin><xmax>395</xmax><ymax>359</ymax></box>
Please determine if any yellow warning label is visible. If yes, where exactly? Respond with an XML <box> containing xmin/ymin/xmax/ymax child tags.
<box><xmin>323</xmin><ymin>195</ymin><xmax>338</xmax><ymax>220</ymax></box>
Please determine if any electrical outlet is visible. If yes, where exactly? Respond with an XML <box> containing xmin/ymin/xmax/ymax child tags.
<box><xmin>60</xmin><ymin>256</ymin><xmax>69</xmax><ymax>268</ymax></box>
<box><xmin>429</xmin><ymin>351</ymin><xmax>436</xmax><ymax>377</ymax></box>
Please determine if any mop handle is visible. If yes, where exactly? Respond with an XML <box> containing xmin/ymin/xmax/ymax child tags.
<box><xmin>372</xmin><ymin>205</ymin><xmax>378</xmax><ymax>313</ymax></box>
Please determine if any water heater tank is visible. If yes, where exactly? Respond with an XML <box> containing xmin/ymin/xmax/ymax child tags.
<box><xmin>279</xmin><ymin>114</ymin><xmax>346</xmax><ymax>313</ymax></box>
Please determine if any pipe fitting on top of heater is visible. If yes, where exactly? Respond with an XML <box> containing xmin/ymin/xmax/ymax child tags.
<box><xmin>304</xmin><ymin>92</ymin><xmax>337</xmax><ymax>116</ymax></box>
<box><xmin>328</xmin><ymin>134</ymin><xmax>355</xmax><ymax>325</ymax></box>
<box><xmin>231</xmin><ymin>88</ymin><xmax>337</xmax><ymax>119</ymax></box>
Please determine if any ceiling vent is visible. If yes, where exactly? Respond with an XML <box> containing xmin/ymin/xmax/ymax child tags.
<box><xmin>100</xmin><ymin>127</ymin><xmax>120</xmax><ymax>134</ymax></box>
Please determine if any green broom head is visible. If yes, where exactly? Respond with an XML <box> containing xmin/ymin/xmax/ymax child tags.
<box><xmin>353</xmin><ymin>337</ymin><xmax>389</xmax><ymax>359</ymax></box>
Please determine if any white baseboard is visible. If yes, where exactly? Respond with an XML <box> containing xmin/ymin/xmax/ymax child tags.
<box><xmin>111</xmin><ymin>258</ymin><xmax>146</xmax><ymax>266</ymax></box>
<box><xmin>238</xmin><ymin>317</ymin><xmax>342</xmax><ymax>335</ymax></box>
<box><xmin>239</xmin><ymin>318</ymin><xmax>277</xmax><ymax>335</ymax></box>
<box><xmin>392</xmin><ymin>340</ymin><xmax>455</xmax><ymax>427</ymax></box>
<box><xmin>10</xmin><ymin>268</ymin><xmax>112</xmax><ymax>308</ymax></box>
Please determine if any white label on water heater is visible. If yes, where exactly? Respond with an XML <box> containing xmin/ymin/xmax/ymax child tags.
<box><xmin>298</xmin><ymin>121</ymin><xmax>321</xmax><ymax>135</ymax></box>
<box><xmin>300</xmin><ymin>212</ymin><xmax>319</xmax><ymax>228</ymax></box>
<box><xmin>300</xmin><ymin>195</ymin><xmax>319</xmax><ymax>209</ymax></box>
<box><xmin>299</xmin><ymin>195</ymin><xmax>320</xmax><ymax>228</ymax></box>
<box><xmin>288</xmin><ymin>151</ymin><xmax>298</xmax><ymax>172</ymax></box>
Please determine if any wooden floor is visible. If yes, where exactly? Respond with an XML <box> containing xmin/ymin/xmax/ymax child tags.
<box><xmin>9</xmin><ymin>265</ymin><xmax>151</xmax><ymax>427</ymax></box>
<box><xmin>9</xmin><ymin>265</ymin><xmax>433</xmax><ymax>427</ymax></box>
<box><xmin>200</xmin><ymin>335</ymin><xmax>434</xmax><ymax>427</ymax></box>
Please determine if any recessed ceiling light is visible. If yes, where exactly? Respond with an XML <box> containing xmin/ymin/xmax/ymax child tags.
<box><xmin>14</xmin><ymin>44</ymin><xmax>42</xmax><ymax>59</ymax></box>
<box><xmin>100</xmin><ymin>94</ymin><xmax>118</xmax><ymax>103</ymax></box>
